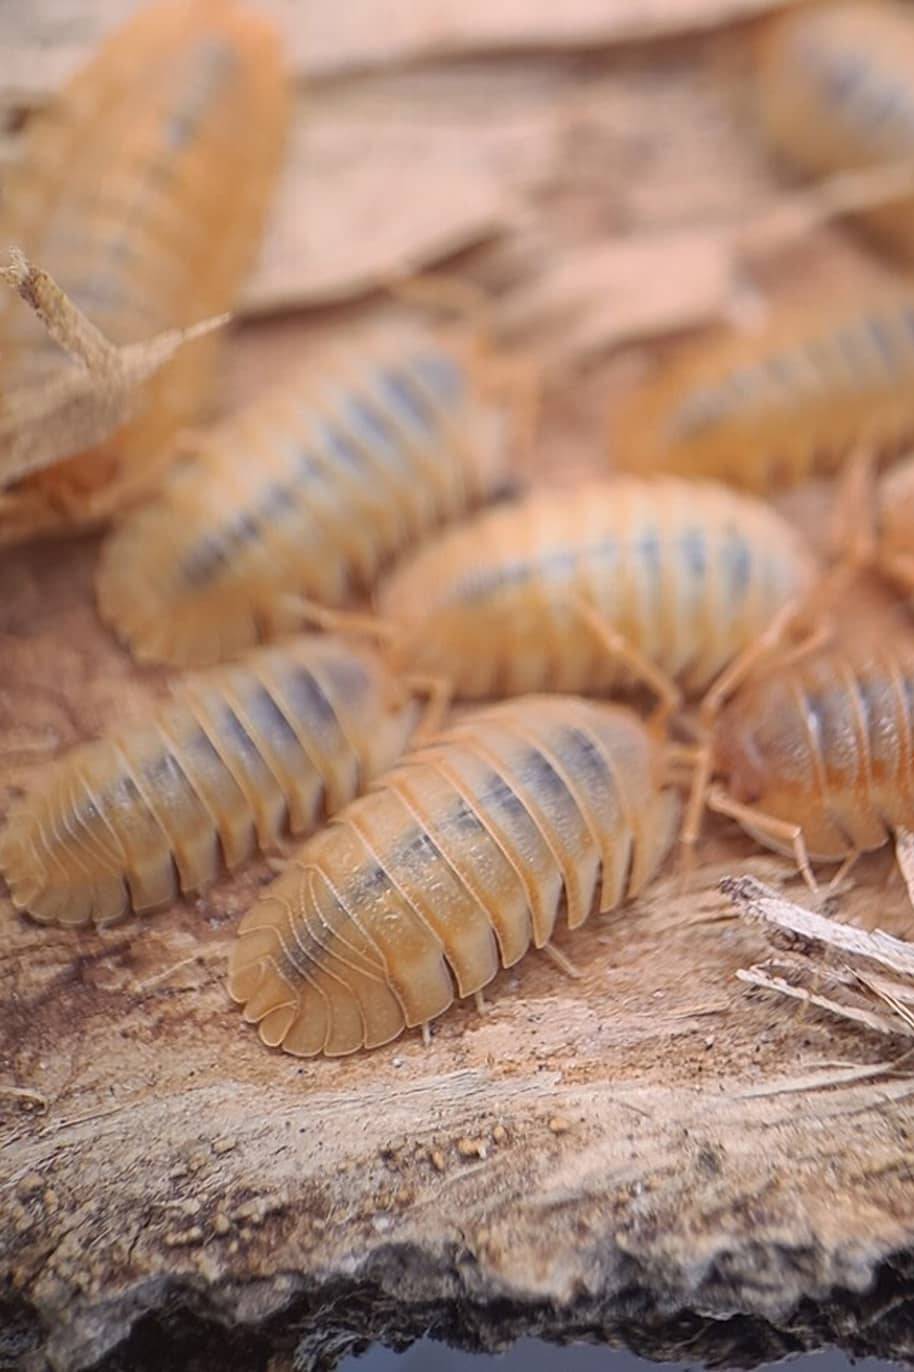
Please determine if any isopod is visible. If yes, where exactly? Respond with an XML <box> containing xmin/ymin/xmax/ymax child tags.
<box><xmin>611</xmin><ymin>293</ymin><xmax>914</xmax><ymax>490</ymax></box>
<box><xmin>0</xmin><ymin>637</ymin><xmax>420</xmax><ymax>927</ymax></box>
<box><xmin>755</xmin><ymin>0</ymin><xmax>914</xmax><ymax>262</ymax></box>
<box><xmin>96</xmin><ymin>322</ymin><xmax>515</xmax><ymax>668</ymax></box>
<box><xmin>376</xmin><ymin>478</ymin><xmax>815</xmax><ymax>710</ymax></box>
<box><xmin>852</xmin><ymin>451</ymin><xmax>914</xmax><ymax>599</ymax></box>
<box><xmin>0</xmin><ymin>0</ymin><xmax>290</xmax><ymax>545</ymax></box>
<box><xmin>705</xmin><ymin>637</ymin><xmax>914</xmax><ymax>888</ymax></box>
<box><xmin>228</xmin><ymin>695</ymin><xmax>679</xmax><ymax>1056</ymax></box>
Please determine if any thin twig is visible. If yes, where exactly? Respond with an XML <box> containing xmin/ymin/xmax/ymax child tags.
<box><xmin>723</xmin><ymin>875</ymin><xmax>914</xmax><ymax>978</ymax></box>
<box><xmin>737</xmin><ymin>967</ymin><xmax>913</xmax><ymax>1038</ymax></box>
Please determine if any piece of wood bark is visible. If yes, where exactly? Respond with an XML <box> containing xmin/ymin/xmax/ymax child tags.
<box><xmin>3</xmin><ymin>529</ymin><xmax>914</xmax><ymax>1371</ymax></box>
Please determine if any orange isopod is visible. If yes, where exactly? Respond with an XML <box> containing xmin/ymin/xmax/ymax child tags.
<box><xmin>96</xmin><ymin>323</ymin><xmax>514</xmax><ymax>668</ymax></box>
<box><xmin>709</xmin><ymin>637</ymin><xmax>914</xmax><ymax>886</ymax></box>
<box><xmin>611</xmin><ymin>294</ymin><xmax>914</xmax><ymax>490</ymax></box>
<box><xmin>376</xmin><ymin>478</ymin><xmax>815</xmax><ymax>709</ymax></box>
<box><xmin>0</xmin><ymin>0</ymin><xmax>290</xmax><ymax>544</ymax></box>
<box><xmin>0</xmin><ymin>637</ymin><xmax>419</xmax><ymax>927</ymax></box>
<box><xmin>228</xmin><ymin>695</ymin><xmax>679</xmax><ymax>1056</ymax></box>
<box><xmin>755</xmin><ymin>0</ymin><xmax>914</xmax><ymax>262</ymax></box>
<box><xmin>856</xmin><ymin>452</ymin><xmax>914</xmax><ymax>599</ymax></box>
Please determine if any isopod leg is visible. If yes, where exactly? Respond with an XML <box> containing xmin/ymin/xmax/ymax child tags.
<box><xmin>829</xmin><ymin>446</ymin><xmax>878</xmax><ymax>569</ymax></box>
<box><xmin>540</xmin><ymin>942</ymin><xmax>583</xmax><ymax>981</ymax></box>
<box><xmin>2</xmin><ymin>438</ymin><xmax>180</xmax><ymax>537</ymax></box>
<box><xmin>278</xmin><ymin>595</ymin><xmax>398</xmax><ymax>646</ymax></box>
<box><xmin>69</xmin><ymin>441</ymin><xmax>182</xmax><ymax>521</ymax></box>
<box><xmin>698</xmin><ymin>594</ymin><xmax>815</xmax><ymax>729</ymax></box>
<box><xmin>825</xmin><ymin>849</ymin><xmax>860</xmax><ymax>895</ymax></box>
<box><xmin>893</xmin><ymin>826</ymin><xmax>914</xmax><ymax>912</ymax></box>
<box><xmin>706</xmin><ymin>783</ymin><xmax>820</xmax><ymax>894</ymax></box>
<box><xmin>402</xmin><ymin>673</ymin><xmax>453</xmax><ymax>740</ymax></box>
<box><xmin>570</xmin><ymin>597</ymin><xmax>681</xmax><ymax>725</ymax></box>
<box><xmin>678</xmin><ymin>740</ymin><xmax>714</xmax><ymax>867</ymax></box>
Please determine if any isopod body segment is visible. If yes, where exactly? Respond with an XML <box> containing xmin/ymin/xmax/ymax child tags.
<box><xmin>0</xmin><ymin>0</ymin><xmax>290</xmax><ymax>542</ymax></box>
<box><xmin>96</xmin><ymin>324</ymin><xmax>513</xmax><ymax>667</ymax></box>
<box><xmin>755</xmin><ymin>1</ymin><xmax>914</xmax><ymax>261</ymax></box>
<box><xmin>0</xmin><ymin>637</ymin><xmax>420</xmax><ymax>927</ymax></box>
<box><xmin>377</xmin><ymin>478</ymin><xmax>815</xmax><ymax>702</ymax></box>
<box><xmin>863</xmin><ymin>453</ymin><xmax>914</xmax><ymax>600</ymax></box>
<box><xmin>712</xmin><ymin>640</ymin><xmax>914</xmax><ymax>869</ymax></box>
<box><xmin>611</xmin><ymin>295</ymin><xmax>914</xmax><ymax>490</ymax></box>
<box><xmin>228</xmin><ymin>695</ymin><xmax>680</xmax><ymax>1056</ymax></box>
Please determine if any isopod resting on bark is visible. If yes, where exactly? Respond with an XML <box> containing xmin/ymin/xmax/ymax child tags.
<box><xmin>96</xmin><ymin>321</ymin><xmax>516</xmax><ymax>668</ymax></box>
<box><xmin>701</xmin><ymin>637</ymin><xmax>914</xmax><ymax>893</ymax></box>
<box><xmin>755</xmin><ymin>0</ymin><xmax>914</xmax><ymax>263</ymax></box>
<box><xmin>228</xmin><ymin>695</ymin><xmax>679</xmax><ymax>1056</ymax></box>
<box><xmin>0</xmin><ymin>0</ymin><xmax>290</xmax><ymax>545</ymax></box>
<box><xmin>377</xmin><ymin>478</ymin><xmax>815</xmax><ymax>715</ymax></box>
<box><xmin>611</xmin><ymin>294</ymin><xmax>914</xmax><ymax>490</ymax></box>
<box><xmin>0</xmin><ymin>637</ymin><xmax>420</xmax><ymax>927</ymax></box>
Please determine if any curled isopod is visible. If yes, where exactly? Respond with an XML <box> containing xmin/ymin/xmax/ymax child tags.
<box><xmin>96</xmin><ymin>320</ymin><xmax>516</xmax><ymax>667</ymax></box>
<box><xmin>0</xmin><ymin>637</ymin><xmax>420</xmax><ymax>927</ymax></box>
<box><xmin>0</xmin><ymin>0</ymin><xmax>290</xmax><ymax>544</ymax></box>
<box><xmin>228</xmin><ymin>695</ymin><xmax>679</xmax><ymax>1056</ymax></box>
<box><xmin>377</xmin><ymin>478</ymin><xmax>815</xmax><ymax>711</ymax></box>
<box><xmin>611</xmin><ymin>293</ymin><xmax>914</xmax><ymax>490</ymax></box>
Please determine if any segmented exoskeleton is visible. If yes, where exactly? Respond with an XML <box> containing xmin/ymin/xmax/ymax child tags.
<box><xmin>0</xmin><ymin>0</ymin><xmax>289</xmax><ymax>544</ymax></box>
<box><xmin>377</xmin><ymin>479</ymin><xmax>815</xmax><ymax>706</ymax></box>
<box><xmin>228</xmin><ymin>695</ymin><xmax>679</xmax><ymax>1056</ymax></box>
<box><xmin>711</xmin><ymin>639</ymin><xmax>914</xmax><ymax>881</ymax></box>
<box><xmin>860</xmin><ymin>453</ymin><xmax>914</xmax><ymax>600</ymax></box>
<box><xmin>97</xmin><ymin>323</ymin><xmax>513</xmax><ymax>667</ymax></box>
<box><xmin>756</xmin><ymin>0</ymin><xmax>914</xmax><ymax>262</ymax></box>
<box><xmin>0</xmin><ymin>637</ymin><xmax>419</xmax><ymax>926</ymax></box>
<box><xmin>611</xmin><ymin>295</ymin><xmax>914</xmax><ymax>490</ymax></box>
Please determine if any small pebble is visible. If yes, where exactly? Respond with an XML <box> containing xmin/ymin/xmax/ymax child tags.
<box><xmin>548</xmin><ymin>1116</ymin><xmax>571</xmax><ymax>1135</ymax></box>
<box><xmin>164</xmin><ymin>1227</ymin><xmax>204</xmax><ymax>1247</ymax></box>
<box><xmin>430</xmin><ymin>1149</ymin><xmax>446</xmax><ymax>1173</ymax></box>
<box><xmin>457</xmin><ymin>1137</ymin><xmax>487</xmax><ymax>1160</ymax></box>
<box><xmin>492</xmin><ymin>1125</ymin><xmax>507</xmax><ymax>1145</ymax></box>
<box><xmin>213</xmin><ymin>1213</ymin><xmax>231</xmax><ymax>1236</ymax></box>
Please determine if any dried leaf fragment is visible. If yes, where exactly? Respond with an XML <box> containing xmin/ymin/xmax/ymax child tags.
<box><xmin>0</xmin><ymin>251</ymin><xmax>228</xmax><ymax>488</ymax></box>
<box><xmin>497</xmin><ymin>163</ymin><xmax>914</xmax><ymax>370</ymax></box>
